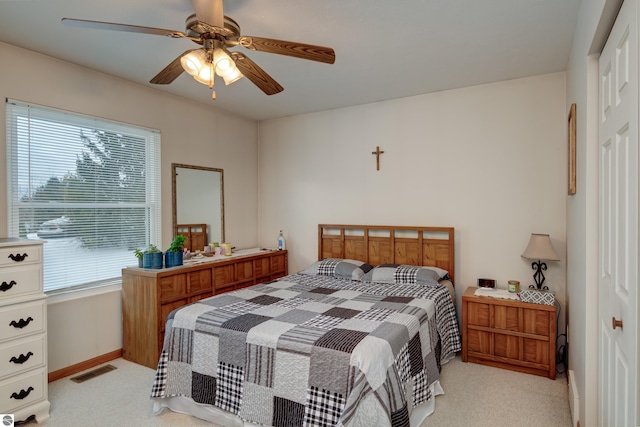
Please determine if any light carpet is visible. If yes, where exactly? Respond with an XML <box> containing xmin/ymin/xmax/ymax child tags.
<box><xmin>42</xmin><ymin>355</ymin><xmax>572</xmax><ymax>426</ymax></box>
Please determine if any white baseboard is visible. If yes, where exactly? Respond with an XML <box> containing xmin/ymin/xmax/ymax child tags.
<box><xmin>568</xmin><ymin>369</ymin><xmax>579</xmax><ymax>427</ymax></box>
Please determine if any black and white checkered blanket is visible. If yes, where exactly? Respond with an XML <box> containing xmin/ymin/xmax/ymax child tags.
<box><xmin>151</xmin><ymin>273</ymin><xmax>461</xmax><ymax>427</ymax></box>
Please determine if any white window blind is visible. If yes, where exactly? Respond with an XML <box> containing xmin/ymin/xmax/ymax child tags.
<box><xmin>6</xmin><ymin>99</ymin><xmax>161</xmax><ymax>293</ymax></box>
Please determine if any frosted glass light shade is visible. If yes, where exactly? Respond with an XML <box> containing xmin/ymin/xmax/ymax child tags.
<box><xmin>222</xmin><ymin>67</ymin><xmax>243</xmax><ymax>85</ymax></box>
<box><xmin>180</xmin><ymin>50</ymin><xmax>207</xmax><ymax>76</ymax></box>
<box><xmin>213</xmin><ymin>48</ymin><xmax>234</xmax><ymax>75</ymax></box>
<box><xmin>213</xmin><ymin>48</ymin><xmax>244</xmax><ymax>85</ymax></box>
<box><xmin>193</xmin><ymin>64</ymin><xmax>213</xmax><ymax>84</ymax></box>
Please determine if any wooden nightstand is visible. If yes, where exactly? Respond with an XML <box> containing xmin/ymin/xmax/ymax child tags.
<box><xmin>461</xmin><ymin>286</ymin><xmax>556</xmax><ymax>379</ymax></box>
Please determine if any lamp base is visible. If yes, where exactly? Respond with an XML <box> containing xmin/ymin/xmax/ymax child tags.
<box><xmin>531</xmin><ymin>260</ymin><xmax>548</xmax><ymax>290</ymax></box>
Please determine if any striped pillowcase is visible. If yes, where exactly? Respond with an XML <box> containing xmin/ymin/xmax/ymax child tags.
<box><xmin>362</xmin><ymin>264</ymin><xmax>446</xmax><ymax>285</ymax></box>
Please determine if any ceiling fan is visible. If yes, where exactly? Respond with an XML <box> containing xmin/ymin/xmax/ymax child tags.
<box><xmin>62</xmin><ymin>0</ymin><xmax>335</xmax><ymax>99</ymax></box>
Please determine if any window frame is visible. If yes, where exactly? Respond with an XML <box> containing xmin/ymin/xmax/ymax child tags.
<box><xmin>5</xmin><ymin>99</ymin><xmax>162</xmax><ymax>294</ymax></box>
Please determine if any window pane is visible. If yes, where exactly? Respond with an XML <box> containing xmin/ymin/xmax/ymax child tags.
<box><xmin>6</xmin><ymin>100</ymin><xmax>161</xmax><ymax>293</ymax></box>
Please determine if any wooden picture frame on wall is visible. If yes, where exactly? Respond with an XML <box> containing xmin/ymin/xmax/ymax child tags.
<box><xmin>568</xmin><ymin>103</ymin><xmax>577</xmax><ymax>195</ymax></box>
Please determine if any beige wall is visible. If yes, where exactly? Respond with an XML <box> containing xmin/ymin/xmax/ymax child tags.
<box><xmin>0</xmin><ymin>42</ymin><xmax>259</xmax><ymax>372</ymax></box>
<box><xmin>257</xmin><ymin>72</ymin><xmax>568</xmax><ymax>331</ymax></box>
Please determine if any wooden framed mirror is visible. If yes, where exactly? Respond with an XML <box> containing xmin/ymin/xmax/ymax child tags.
<box><xmin>172</xmin><ymin>163</ymin><xmax>224</xmax><ymax>251</ymax></box>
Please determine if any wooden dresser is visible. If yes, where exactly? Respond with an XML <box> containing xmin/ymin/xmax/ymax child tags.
<box><xmin>122</xmin><ymin>248</ymin><xmax>288</xmax><ymax>369</ymax></box>
<box><xmin>0</xmin><ymin>238</ymin><xmax>49</xmax><ymax>423</ymax></box>
<box><xmin>461</xmin><ymin>286</ymin><xmax>556</xmax><ymax>379</ymax></box>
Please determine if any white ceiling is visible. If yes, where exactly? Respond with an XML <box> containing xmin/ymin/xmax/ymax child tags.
<box><xmin>0</xmin><ymin>0</ymin><xmax>581</xmax><ymax>121</ymax></box>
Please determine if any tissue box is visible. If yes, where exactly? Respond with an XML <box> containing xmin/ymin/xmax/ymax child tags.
<box><xmin>520</xmin><ymin>288</ymin><xmax>556</xmax><ymax>306</ymax></box>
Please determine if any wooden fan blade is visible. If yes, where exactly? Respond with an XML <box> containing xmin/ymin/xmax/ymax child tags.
<box><xmin>231</xmin><ymin>52</ymin><xmax>283</xmax><ymax>95</ymax></box>
<box><xmin>62</xmin><ymin>18</ymin><xmax>187</xmax><ymax>38</ymax></box>
<box><xmin>239</xmin><ymin>36</ymin><xmax>335</xmax><ymax>64</ymax></box>
<box><xmin>150</xmin><ymin>50</ymin><xmax>192</xmax><ymax>84</ymax></box>
<box><xmin>191</xmin><ymin>0</ymin><xmax>224</xmax><ymax>27</ymax></box>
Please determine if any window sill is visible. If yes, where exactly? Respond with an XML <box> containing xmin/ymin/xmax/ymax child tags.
<box><xmin>46</xmin><ymin>282</ymin><xmax>122</xmax><ymax>305</ymax></box>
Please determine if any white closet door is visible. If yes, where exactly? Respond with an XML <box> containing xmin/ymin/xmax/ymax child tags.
<box><xmin>598</xmin><ymin>0</ymin><xmax>639</xmax><ymax>426</ymax></box>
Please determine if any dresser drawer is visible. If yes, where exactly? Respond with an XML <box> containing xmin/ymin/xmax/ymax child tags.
<box><xmin>188</xmin><ymin>269</ymin><xmax>212</xmax><ymax>294</ymax></box>
<box><xmin>0</xmin><ymin>300</ymin><xmax>46</xmax><ymax>343</ymax></box>
<box><xmin>466</xmin><ymin>301</ymin><xmax>490</xmax><ymax>327</ymax></box>
<box><xmin>0</xmin><ymin>265</ymin><xmax>42</xmax><ymax>301</ymax></box>
<box><xmin>0</xmin><ymin>367</ymin><xmax>47</xmax><ymax>414</ymax></box>
<box><xmin>523</xmin><ymin>308</ymin><xmax>551</xmax><ymax>336</ymax></box>
<box><xmin>254</xmin><ymin>257</ymin><xmax>271</xmax><ymax>277</ymax></box>
<box><xmin>271</xmin><ymin>253</ymin><xmax>287</xmax><ymax>273</ymax></box>
<box><xmin>213</xmin><ymin>264</ymin><xmax>235</xmax><ymax>290</ymax></box>
<box><xmin>235</xmin><ymin>260</ymin><xmax>254</xmax><ymax>282</ymax></box>
<box><xmin>159</xmin><ymin>274</ymin><xmax>187</xmax><ymax>302</ymax></box>
<box><xmin>0</xmin><ymin>334</ymin><xmax>45</xmax><ymax>379</ymax></box>
<box><xmin>0</xmin><ymin>245</ymin><xmax>42</xmax><ymax>268</ymax></box>
<box><xmin>494</xmin><ymin>305</ymin><xmax>519</xmax><ymax>331</ymax></box>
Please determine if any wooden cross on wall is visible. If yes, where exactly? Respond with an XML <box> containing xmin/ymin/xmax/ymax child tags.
<box><xmin>371</xmin><ymin>146</ymin><xmax>384</xmax><ymax>170</ymax></box>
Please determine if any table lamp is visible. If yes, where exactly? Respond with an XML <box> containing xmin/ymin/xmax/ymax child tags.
<box><xmin>521</xmin><ymin>233</ymin><xmax>559</xmax><ymax>290</ymax></box>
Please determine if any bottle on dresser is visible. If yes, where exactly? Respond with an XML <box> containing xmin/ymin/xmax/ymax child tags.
<box><xmin>277</xmin><ymin>230</ymin><xmax>286</xmax><ymax>250</ymax></box>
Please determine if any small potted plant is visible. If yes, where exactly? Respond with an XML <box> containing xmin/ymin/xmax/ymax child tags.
<box><xmin>133</xmin><ymin>248</ymin><xmax>144</xmax><ymax>268</ymax></box>
<box><xmin>142</xmin><ymin>244</ymin><xmax>163</xmax><ymax>269</ymax></box>
<box><xmin>165</xmin><ymin>235</ymin><xmax>187</xmax><ymax>268</ymax></box>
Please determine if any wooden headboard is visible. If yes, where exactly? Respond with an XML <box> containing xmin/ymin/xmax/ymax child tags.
<box><xmin>318</xmin><ymin>224</ymin><xmax>455</xmax><ymax>283</ymax></box>
<box><xmin>177</xmin><ymin>223</ymin><xmax>208</xmax><ymax>253</ymax></box>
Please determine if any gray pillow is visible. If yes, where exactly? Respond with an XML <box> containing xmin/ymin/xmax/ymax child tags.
<box><xmin>300</xmin><ymin>258</ymin><xmax>374</xmax><ymax>281</ymax></box>
<box><xmin>362</xmin><ymin>264</ymin><xmax>443</xmax><ymax>285</ymax></box>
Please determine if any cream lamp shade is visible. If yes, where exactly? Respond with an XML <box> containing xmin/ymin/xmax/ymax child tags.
<box><xmin>521</xmin><ymin>233</ymin><xmax>559</xmax><ymax>290</ymax></box>
<box><xmin>521</xmin><ymin>233</ymin><xmax>560</xmax><ymax>261</ymax></box>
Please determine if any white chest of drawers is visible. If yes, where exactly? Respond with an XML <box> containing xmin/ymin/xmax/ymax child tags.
<box><xmin>0</xmin><ymin>238</ymin><xmax>49</xmax><ymax>423</ymax></box>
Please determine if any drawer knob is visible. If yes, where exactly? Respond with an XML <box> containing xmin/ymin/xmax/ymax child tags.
<box><xmin>10</xmin><ymin>352</ymin><xmax>34</xmax><ymax>364</ymax></box>
<box><xmin>0</xmin><ymin>280</ymin><xmax>17</xmax><ymax>292</ymax></box>
<box><xmin>10</xmin><ymin>386</ymin><xmax>34</xmax><ymax>400</ymax></box>
<box><xmin>612</xmin><ymin>317</ymin><xmax>624</xmax><ymax>330</ymax></box>
<box><xmin>9</xmin><ymin>317</ymin><xmax>34</xmax><ymax>329</ymax></box>
<box><xmin>7</xmin><ymin>253</ymin><xmax>28</xmax><ymax>262</ymax></box>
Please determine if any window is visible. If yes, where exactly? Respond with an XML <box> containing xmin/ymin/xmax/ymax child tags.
<box><xmin>6</xmin><ymin>99</ymin><xmax>161</xmax><ymax>293</ymax></box>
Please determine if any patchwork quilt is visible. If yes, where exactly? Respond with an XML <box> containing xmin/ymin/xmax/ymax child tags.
<box><xmin>151</xmin><ymin>273</ymin><xmax>461</xmax><ymax>427</ymax></box>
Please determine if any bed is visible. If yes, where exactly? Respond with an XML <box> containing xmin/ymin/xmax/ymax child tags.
<box><xmin>151</xmin><ymin>224</ymin><xmax>461</xmax><ymax>427</ymax></box>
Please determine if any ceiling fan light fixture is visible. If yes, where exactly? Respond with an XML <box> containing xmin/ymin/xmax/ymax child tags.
<box><xmin>180</xmin><ymin>50</ymin><xmax>207</xmax><ymax>76</ymax></box>
<box><xmin>213</xmin><ymin>48</ymin><xmax>234</xmax><ymax>75</ymax></box>
<box><xmin>221</xmin><ymin>67</ymin><xmax>244</xmax><ymax>85</ymax></box>
<box><xmin>193</xmin><ymin>63</ymin><xmax>214</xmax><ymax>88</ymax></box>
<box><xmin>213</xmin><ymin>47</ymin><xmax>243</xmax><ymax>85</ymax></box>
<box><xmin>63</xmin><ymin>1</ymin><xmax>335</xmax><ymax>97</ymax></box>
